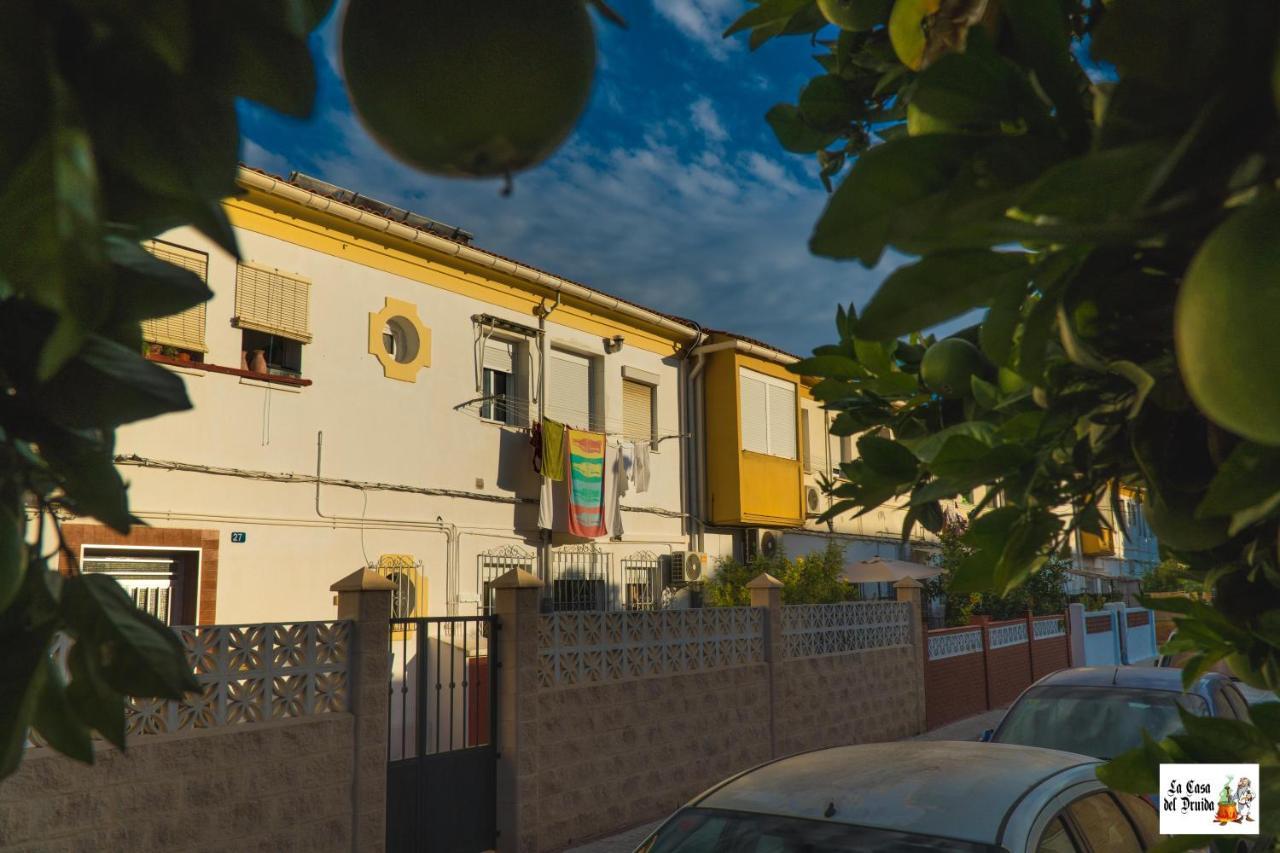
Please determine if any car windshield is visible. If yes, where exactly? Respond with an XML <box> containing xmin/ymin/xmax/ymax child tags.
<box><xmin>637</xmin><ymin>808</ymin><xmax>999</xmax><ymax>853</ymax></box>
<box><xmin>992</xmin><ymin>685</ymin><xmax>1208</xmax><ymax>759</ymax></box>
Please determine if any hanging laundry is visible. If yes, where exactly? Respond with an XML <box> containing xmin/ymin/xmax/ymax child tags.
<box><xmin>529</xmin><ymin>421</ymin><xmax>544</xmax><ymax>475</ymax></box>
<box><xmin>542</xmin><ymin>418</ymin><xmax>567</xmax><ymax>482</ymax></box>
<box><xmin>603</xmin><ymin>443</ymin><xmax>625</xmax><ymax>537</ymax></box>
<box><xmin>618</xmin><ymin>441</ymin><xmax>635</xmax><ymax>496</ymax></box>
<box><xmin>632</xmin><ymin>441</ymin><xmax>651</xmax><ymax>493</ymax></box>
<box><xmin>566</xmin><ymin>429</ymin><xmax>607</xmax><ymax>538</ymax></box>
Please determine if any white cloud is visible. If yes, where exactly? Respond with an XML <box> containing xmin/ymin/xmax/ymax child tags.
<box><xmin>741</xmin><ymin>152</ymin><xmax>802</xmax><ymax>196</ymax></box>
<box><xmin>689</xmin><ymin>98</ymin><xmax>729</xmax><ymax>142</ymax></box>
<box><xmin>652</xmin><ymin>0</ymin><xmax>741</xmax><ymax>59</ymax></box>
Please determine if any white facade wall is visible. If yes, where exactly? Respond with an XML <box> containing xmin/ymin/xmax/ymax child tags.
<box><xmin>106</xmin><ymin>224</ymin><xmax>691</xmax><ymax>624</ymax></box>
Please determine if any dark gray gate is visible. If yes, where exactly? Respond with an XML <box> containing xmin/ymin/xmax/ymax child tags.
<box><xmin>387</xmin><ymin>616</ymin><xmax>499</xmax><ymax>853</ymax></box>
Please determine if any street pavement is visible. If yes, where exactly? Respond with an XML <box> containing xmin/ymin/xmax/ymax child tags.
<box><xmin>561</xmin><ymin>708</ymin><xmax>1005</xmax><ymax>853</ymax></box>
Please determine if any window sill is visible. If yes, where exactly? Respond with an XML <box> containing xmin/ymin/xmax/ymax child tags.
<box><xmin>145</xmin><ymin>354</ymin><xmax>313</xmax><ymax>387</ymax></box>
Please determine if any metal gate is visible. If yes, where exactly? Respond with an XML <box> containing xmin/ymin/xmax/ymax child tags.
<box><xmin>387</xmin><ymin>616</ymin><xmax>499</xmax><ymax>853</ymax></box>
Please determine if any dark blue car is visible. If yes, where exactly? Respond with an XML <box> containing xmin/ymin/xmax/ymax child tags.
<box><xmin>984</xmin><ymin>666</ymin><xmax>1251</xmax><ymax>760</ymax></box>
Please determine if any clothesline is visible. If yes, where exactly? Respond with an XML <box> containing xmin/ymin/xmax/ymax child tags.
<box><xmin>452</xmin><ymin>394</ymin><xmax>689</xmax><ymax>445</ymax></box>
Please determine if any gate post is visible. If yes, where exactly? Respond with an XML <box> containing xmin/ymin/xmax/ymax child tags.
<box><xmin>493</xmin><ymin>568</ymin><xmax>544</xmax><ymax>853</ymax></box>
<box><xmin>747</xmin><ymin>572</ymin><xmax>783</xmax><ymax>759</ymax></box>
<box><xmin>894</xmin><ymin>578</ymin><xmax>927</xmax><ymax>735</ymax></box>
<box><xmin>332</xmin><ymin>568</ymin><xmax>397</xmax><ymax>853</ymax></box>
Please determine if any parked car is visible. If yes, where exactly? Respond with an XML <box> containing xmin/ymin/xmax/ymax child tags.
<box><xmin>1157</xmin><ymin>631</ymin><xmax>1278</xmax><ymax>706</ymax></box>
<box><xmin>634</xmin><ymin>741</ymin><xmax>1160</xmax><ymax>852</ymax></box>
<box><xmin>984</xmin><ymin>666</ymin><xmax>1252</xmax><ymax>760</ymax></box>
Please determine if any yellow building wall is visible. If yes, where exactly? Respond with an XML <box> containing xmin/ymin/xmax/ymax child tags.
<box><xmin>704</xmin><ymin>348</ymin><xmax>803</xmax><ymax>528</ymax></box>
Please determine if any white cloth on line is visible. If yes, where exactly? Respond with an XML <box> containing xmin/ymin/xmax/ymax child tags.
<box><xmin>632</xmin><ymin>441</ymin><xmax>651</xmax><ymax>493</ymax></box>
<box><xmin>604</xmin><ymin>443</ymin><xmax>625</xmax><ymax>537</ymax></box>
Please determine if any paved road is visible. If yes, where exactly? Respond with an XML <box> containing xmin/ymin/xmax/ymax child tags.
<box><xmin>562</xmin><ymin>708</ymin><xmax>1005</xmax><ymax>853</ymax></box>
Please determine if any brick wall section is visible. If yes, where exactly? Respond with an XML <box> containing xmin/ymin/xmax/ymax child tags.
<box><xmin>1030</xmin><ymin>635</ymin><xmax>1070</xmax><ymax>681</ymax></box>
<box><xmin>986</xmin><ymin>641</ymin><xmax>1033</xmax><ymax>708</ymax></box>
<box><xmin>774</xmin><ymin>645</ymin><xmax>919</xmax><ymax>756</ymax></box>
<box><xmin>0</xmin><ymin>716</ymin><xmax>353</xmax><ymax>853</ymax></box>
<box><xmin>530</xmin><ymin>664</ymin><xmax>772</xmax><ymax>851</ymax></box>
<box><xmin>925</xmin><ymin>650</ymin><xmax>987</xmax><ymax>730</ymax></box>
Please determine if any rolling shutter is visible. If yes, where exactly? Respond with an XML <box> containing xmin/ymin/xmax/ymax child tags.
<box><xmin>622</xmin><ymin>379</ymin><xmax>653</xmax><ymax>443</ymax></box>
<box><xmin>234</xmin><ymin>262</ymin><xmax>312</xmax><ymax>343</ymax></box>
<box><xmin>141</xmin><ymin>241</ymin><xmax>209</xmax><ymax>353</ymax></box>
<box><xmin>768</xmin><ymin>383</ymin><xmax>797</xmax><ymax>460</ymax></box>
<box><xmin>483</xmin><ymin>339</ymin><xmax>515</xmax><ymax>374</ymax></box>
<box><xmin>739</xmin><ymin>371</ymin><xmax>768</xmax><ymax>454</ymax></box>
<box><xmin>801</xmin><ymin>409</ymin><xmax>812</xmax><ymax>471</ymax></box>
<box><xmin>546</xmin><ymin>348</ymin><xmax>595</xmax><ymax>429</ymax></box>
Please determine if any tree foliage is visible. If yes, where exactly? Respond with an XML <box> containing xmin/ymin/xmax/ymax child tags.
<box><xmin>729</xmin><ymin>0</ymin><xmax>1280</xmax><ymax>833</ymax></box>
<box><xmin>924</xmin><ymin>517</ymin><xmax>1068</xmax><ymax>626</ymax></box>
<box><xmin>705</xmin><ymin>543</ymin><xmax>859</xmax><ymax>606</ymax></box>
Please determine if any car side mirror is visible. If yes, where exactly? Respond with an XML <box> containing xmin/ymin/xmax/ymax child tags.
<box><xmin>979</xmin><ymin>729</ymin><xmax>994</xmax><ymax>743</ymax></box>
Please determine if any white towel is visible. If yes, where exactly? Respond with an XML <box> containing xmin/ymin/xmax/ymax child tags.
<box><xmin>604</xmin><ymin>443</ymin><xmax>625</xmax><ymax>537</ymax></box>
<box><xmin>632</xmin><ymin>441</ymin><xmax>651</xmax><ymax>493</ymax></box>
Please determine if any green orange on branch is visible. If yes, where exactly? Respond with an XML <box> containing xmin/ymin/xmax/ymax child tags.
<box><xmin>341</xmin><ymin>0</ymin><xmax>597</xmax><ymax>179</ymax></box>
<box><xmin>920</xmin><ymin>337</ymin><xmax>987</xmax><ymax>398</ymax></box>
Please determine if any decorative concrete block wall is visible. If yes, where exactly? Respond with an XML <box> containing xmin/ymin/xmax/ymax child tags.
<box><xmin>494</xmin><ymin>573</ymin><xmax>927</xmax><ymax>852</ymax></box>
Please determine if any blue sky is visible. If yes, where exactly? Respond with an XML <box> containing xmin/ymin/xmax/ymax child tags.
<box><xmin>239</xmin><ymin>1</ymin><xmax>902</xmax><ymax>356</ymax></box>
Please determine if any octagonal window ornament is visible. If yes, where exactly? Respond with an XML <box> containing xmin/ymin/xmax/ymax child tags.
<box><xmin>368</xmin><ymin>298</ymin><xmax>431</xmax><ymax>381</ymax></box>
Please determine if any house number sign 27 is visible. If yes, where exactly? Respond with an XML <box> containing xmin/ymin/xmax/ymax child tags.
<box><xmin>230</xmin><ymin>532</ymin><xmax>247</xmax><ymax>543</ymax></box>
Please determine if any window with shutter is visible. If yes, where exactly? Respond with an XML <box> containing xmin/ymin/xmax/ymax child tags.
<box><xmin>622</xmin><ymin>378</ymin><xmax>654</xmax><ymax>444</ymax></box>
<box><xmin>481</xmin><ymin>339</ymin><xmax>518</xmax><ymax>424</ymax></box>
<box><xmin>739</xmin><ymin>368</ymin><xmax>797</xmax><ymax>459</ymax></box>
<box><xmin>234</xmin><ymin>262</ymin><xmax>312</xmax><ymax>343</ymax></box>
<box><xmin>141</xmin><ymin>241</ymin><xmax>209</xmax><ymax>353</ymax></box>
<box><xmin>739</xmin><ymin>371</ymin><xmax>768</xmax><ymax>454</ymax></box>
<box><xmin>801</xmin><ymin>408</ymin><xmax>812</xmax><ymax>471</ymax></box>
<box><xmin>546</xmin><ymin>348</ymin><xmax>598</xmax><ymax>430</ymax></box>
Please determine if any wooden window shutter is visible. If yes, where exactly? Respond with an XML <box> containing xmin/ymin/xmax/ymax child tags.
<box><xmin>140</xmin><ymin>241</ymin><xmax>209</xmax><ymax>352</ymax></box>
<box><xmin>621</xmin><ymin>379</ymin><xmax>654</xmax><ymax>443</ymax></box>
<box><xmin>546</xmin><ymin>348</ymin><xmax>596</xmax><ymax>429</ymax></box>
<box><xmin>234</xmin><ymin>262</ymin><xmax>312</xmax><ymax>343</ymax></box>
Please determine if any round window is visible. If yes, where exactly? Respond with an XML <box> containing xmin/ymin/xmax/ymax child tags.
<box><xmin>381</xmin><ymin>317</ymin><xmax>420</xmax><ymax>364</ymax></box>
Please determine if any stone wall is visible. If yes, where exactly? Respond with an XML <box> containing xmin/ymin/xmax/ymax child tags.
<box><xmin>0</xmin><ymin>716</ymin><xmax>354</xmax><ymax>853</ymax></box>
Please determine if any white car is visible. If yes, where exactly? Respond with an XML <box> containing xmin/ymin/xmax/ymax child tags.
<box><xmin>636</xmin><ymin>741</ymin><xmax>1159</xmax><ymax>852</ymax></box>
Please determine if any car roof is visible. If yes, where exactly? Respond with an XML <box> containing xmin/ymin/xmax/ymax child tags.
<box><xmin>693</xmin><ymin>741</ymin><xmax>1097</xmax><ymax>844</ymax></box>
<box><xmin>1033</xmin><ymin>666</ymin><xmax>1225</xmax><ymax>692</ymax></box>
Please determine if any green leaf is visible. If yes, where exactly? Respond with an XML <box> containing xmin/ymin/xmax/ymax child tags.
<box><xmin>1198</xmin><ymin>443</ymin><xmax>1280</xmax><ymax>520</ymax></box>
<box><xmin>1247</xmin><ymin>702</ymin><xmax>1280</xmax><ymax>742</ymax></box>
<box><xmin>799</xmin><ymin>75</ymin><xmax>857</xmax><ymax>132</ymax></box>
<box><xmin>853</xmin><ymin>338</ymin><xmax>895</xmax><ymax>376</ymax></box>
<box><xmin>857</xmin><ymin>251</ymin><xmax>1031</xmax><ymax>341</ymax></box>
<box><xmin>766</xmin><ymin>104</ymin><xmax>839</xmax><ymax>154</ymax></box>
<box><xmin>33</xmin><ymin>334</ymin><xmax>192</xmax><ymax>429</ymax></box>
<box><xmin>105</xmin><ymin>236</ymin><xmax>213</xmax><ymax>323</ymax></box>
<box><xmin>1011</xmin><ymin>141</ymin><xmax>1172</xmax><ymax>224</ymax></box>
<box><xmin>1173</xmin><ymin>706</ymin><xmax>1278</xmax><ymax>762</ymax></box>
<box><xmin>980</xmin><ymin>283</ymin><xmax>1028</xmax><ymax>367</ymax></box>
<box><xmin>909</xmin><ymin>422</ymin><xmax>997</xmax><ymax>463</ymax></box>
<box><xmin>993</xmin><ymin>510</ymin><xmax>1060</xmax><ymax>592</ymax></box>
<box><xmin>970</xmin><ymin>375</ymin><xmax>998</xmax><ymax>410</ymax></box>
<box><xmin>998</xmin><ymin>0</ymin><xmax>1090</xmax><ymax>149</ymax></box>
<box><xmin>65</xmin><ymin>641</ymin><xmax>126</xmax><ymax>751</ymax></box>
<box><xmin>32</xmin><ymin>657</ymin><xmax>95</xmax><ymax>765</ymax></box>
<box><xmin>1097</xmin><ymin>730</ymin><xmax>1171</xmax><ymax>794</ymax></box>
<box><xmin>811</xmin><ymin>135</ymin><xmax>987</xmax><ymax>264</ymax></box>
<box><xmin>856</xmin><ymin>434</ymin><xmax>919</xmax><ymax>481</ymax></box>
<box><xmin>61</xmin><ymin>574</ymin><xmax>197</xmax><ymax>699</ymax></box>
<box><xmin>911</xmin><ymin>40</ymin><xmax>1039</xmax><ymax>127</ymax></box>
<box><xmin>724</xmin><ymin>0</ymin><xmax>811</xmax><ymax>38</ymax></box>
<box><xmin>790</xmin><ymin>355</ymin><xmax>865</xmax><ymax>380</ymax></box>
<box><xmin>0</xmin><ymin>498</ymin><xmax>24</xmax><ymax>613</ymax></box>
<box><xmin>0</xmin><ymin>614</ymin><xmax>54</xmax><ymax>778</ymax></box>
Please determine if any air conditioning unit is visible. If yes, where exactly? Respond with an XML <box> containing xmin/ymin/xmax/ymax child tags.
<box><xmin>745</xmin><ymin>529</ymin><xmax>783</xmax><ymax>562</ymax></box>
<box><xmin>804</xmin><ymin>485</ymin><xmax>823</xmax><ymax>516</ymax></box>
<box><xmin>667</xmin><ymin>551</ymin><xmax>708</xmax><ymax>586</ymax></box>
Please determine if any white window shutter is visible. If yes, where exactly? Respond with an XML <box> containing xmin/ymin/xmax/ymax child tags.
<box><xmin>622</xmin><ymin>379</ymin><xmax>654</xmax><ymax>442</ymax></box>
<box><xmin>234</xmin><ymin>262</ymin><xmax>312</xmax><ymax>343</ymax></box>
<box><xmin>547</xmin><ymin>349</ymin><xmax>595</xmax><ymax>429</ymax></box>
<box><xmin>739</xmin><ymin>372</ymin><xmax>768</xmax><ymax>454</ymax></box>
<box><xmin>768</xmin><ymin>383</ymin><xmax>797</xmax><ymax>460</ymax></box>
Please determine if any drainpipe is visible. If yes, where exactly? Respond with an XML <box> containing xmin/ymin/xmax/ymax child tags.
<box><xmin>689</xmin><ymin>351</ymin><xmax>709</xmax><ymax>553</ymax></box>
<box><xmin>679</xmin><ymin>325</ymin><xmax>705</xmax><ymax>549</ymax></box>
<box><xmin>535</xmin><ymin>296</ymin><xmax>560</xmax><ymax>586</ymax></box>
<box><xmin>315</xmin><ymin>431</ymin><xmax>460</xmax><ymax>612</ymax></box>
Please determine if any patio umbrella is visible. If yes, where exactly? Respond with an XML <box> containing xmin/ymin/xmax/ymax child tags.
<box><xmin>841</xmin><ymin>555</ymin><xmax>942</xmax><ymax>584</ymax></box>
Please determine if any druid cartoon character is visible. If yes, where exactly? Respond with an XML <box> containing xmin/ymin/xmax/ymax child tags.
<box><xmin>1236</xmin><ymin>777</ymin><xmax>1255</xmax><ymax>822</ymax></box>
